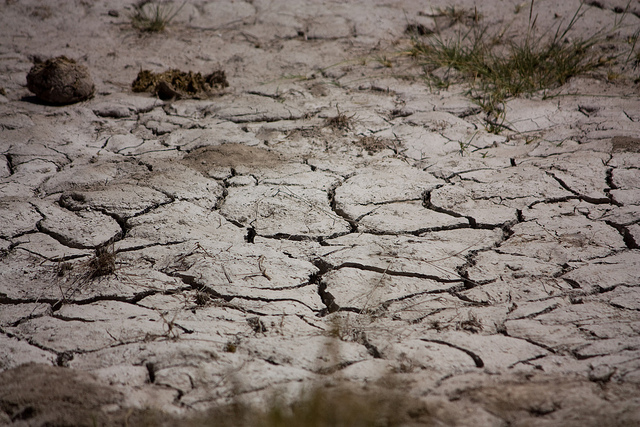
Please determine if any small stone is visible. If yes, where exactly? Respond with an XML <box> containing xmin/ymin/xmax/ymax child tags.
<box><xmin>589</xmin><ymin>364</ymin><xmax>616</xmax><ymax>383</ymax></box>
<box><xmin>26</xmin><ymin>56</ymin><xmax>95</xmax><ymax>104</ymax></box>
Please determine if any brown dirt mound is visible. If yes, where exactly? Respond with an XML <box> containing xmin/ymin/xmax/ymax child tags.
<box><xmin>26</xmin><ymin>56</ymin><xmax>95</xmax><ymax>105</ymax></box>
<box><xmin>131</xmin><ymin>68</ymin><xmax>229</xmax><ymax>100</ymax></box>
<box><xmin>0</xmin><ymin>363</ymin><xmax>122</xmax><ymax>426</ymax></box>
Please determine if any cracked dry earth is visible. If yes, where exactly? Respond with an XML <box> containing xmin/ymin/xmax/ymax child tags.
<box><xmin>1</xmin><ymin>0</ymin><xmax>640</xmax><ymax>426</ymax></box>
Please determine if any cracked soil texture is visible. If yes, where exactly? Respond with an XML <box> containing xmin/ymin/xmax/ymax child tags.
<box><xmin>1</xmin><ymin>0</ymin><xmax>640</xmax><ymax>425</ymax></box>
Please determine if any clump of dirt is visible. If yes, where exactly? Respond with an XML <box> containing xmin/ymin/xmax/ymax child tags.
<box><xmin>0</xmin><ymin>363</ymin><xmax>122</xmax><ymax>426</ymax></box>
<box><xmin>181</xmin><ymin>144</ymin><xmax>283</xmax><ymax>174</ymax></box>
<box><xmin>26</xmin><ymin>56</ymin><xmax>95</xmax><ymax>104</ymax></box>
<box><xmin>132</xmin><ymin>68</ymin><xmax>229</xmax><ymax>100</ymax></box>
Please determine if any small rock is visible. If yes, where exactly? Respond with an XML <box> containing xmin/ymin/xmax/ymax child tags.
<box><xmin>26</xmin><ymin>56</ymin><xmax>95</xmax><ymax>104</ymax></box>
<box><xmin>589</xmin><ymin>364</ymin><xmax>616</xmax><ymax>383</ymax></box>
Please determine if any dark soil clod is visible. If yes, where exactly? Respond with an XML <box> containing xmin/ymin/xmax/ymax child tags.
<box><xmin>26</xmin><ymin>56</ymin><xmax>95</xmax><ymax>105</ymax></box>
<box><xmin>132</xmin><ymin>68</ymin><xmax>229</xmax><ymax>100</ymax></box>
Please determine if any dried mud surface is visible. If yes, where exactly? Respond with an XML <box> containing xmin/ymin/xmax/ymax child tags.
<box><xmin>1</xmin><ymin>0</ymin><xmax>640</xmax><ymax>426</ymax></box>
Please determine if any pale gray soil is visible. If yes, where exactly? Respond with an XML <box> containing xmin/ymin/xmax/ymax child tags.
<box><xmin>1</xmin><ymin>0</ymin><xmax>640</xmax><ymax>426</ymax></box>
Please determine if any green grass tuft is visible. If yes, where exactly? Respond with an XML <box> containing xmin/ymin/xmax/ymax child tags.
<box><xmin>409</xmin><ymin>1</ymin><xmax>633</xmax><ymax>126</ymax></box>
<box><xmin>129</xmin><ymin>1</ymin><xmax>185</xmax><ymax>33</ymax></box>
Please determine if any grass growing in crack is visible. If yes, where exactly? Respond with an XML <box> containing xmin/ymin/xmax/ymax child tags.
<box><xmin>409</xmin><ymin>1</ymin><xmax>634</xmax><ymax>127</ymax></box>
<box><xmin>324</xmin><ymin>105</ymin><xmax>355</xmax><ymax>131</ymax></box>
<box><xmin>159</xmin><ymin>311</ymin><xmax>182</xmax><ymax>339</ymax></box>
<box><xmin>457</xmin><ymin>131</ymin><xmax>479</xmax><ymax>156</ymax></box>
<box><xmin>429</xmin><ymin>5</ymin><xmax>483</xmax><ymax>27</ymax></box>
<box><xmin>194</xmin><ymin>288</ymin><xmax>210</xmax><ymax>306</ymax></box>
<box><xmin>49</xmin><ymin>243</ymin><xmax>119</xmax><ymax>309</ymax></box>
<box><xmin>354</xmin><ymin>135</ymin><xmax>391</xmax><ymax>154</ymax></box>
<box><xmin>55</xmin><ymin>243</ymin><xmax>117</xmax><ymax>282</ymax></box>
<box><xmin>373</xmin><ymin>54</ymin><xmax>394</xmax><ymax>68</ymax></box>
<box><xmin>457</xmin><ymin>311</ymin><xmax>483</xmax><ymax>333</ymax></box>
<box><xmin>129</xmin><ymin>0</ymin><xmax>185</xmax><ymax>32</ymax></box>
<box><xmin>88</xmin><ymin>244</ymin><xmax>117</xmax><ymax>279</ymax></box>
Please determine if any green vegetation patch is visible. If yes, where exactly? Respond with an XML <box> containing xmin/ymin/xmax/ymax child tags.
<box><xmin>129</xmin><ymin>1</ymin><xmax>185</xmax><ymax>33</ymax></box>
<box><xmin>408</xmin><ymin>1</ymin><xmax>636</xmax><ymax>125</ymax></box>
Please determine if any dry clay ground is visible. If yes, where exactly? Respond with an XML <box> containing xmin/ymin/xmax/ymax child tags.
<box><xmin>1</xmin><ymin>0</ymin><xmax>640</xmax><ymax>425</ymax></box>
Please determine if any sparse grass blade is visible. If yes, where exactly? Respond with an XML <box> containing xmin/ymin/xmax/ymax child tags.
<box><xmin>408</xmin><ymin>2</ymin><xmax>634</xmax><ymax>129</ymax></box>
<box><xmin>129</xmin><ymin>1</ymin><xmax>185</xmax><ymax>33</ymax></box>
